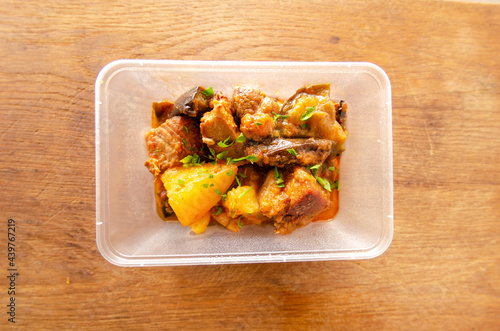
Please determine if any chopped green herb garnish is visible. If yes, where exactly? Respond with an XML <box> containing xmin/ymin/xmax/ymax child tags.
<box><xmin>308</xmin><ymin>164</ymin><xmax>321</xmax><ymax>175</ymax></box>
<box><xmin>230</xmin><ymin>155</ymin><xmax>259</xmax><ymax>164</ymax></box>
<box><xmin>274</xmin><ymin>166</ymin><xmax>285</xmax><ymax>187</ymax></box>
<box><xmin>221</xmin><ymin>194</ymin><xmax>227</xmax><ymax>201</ymax></box>
<box><xmin>210</xmin><ymin>183</ymin><xmax>214</xmax><ymax>187</ymax></box>
<box><xmin>334</xmin><ymin>180</ymin><xmax>339</xmax><ymax>190</ymax></box>
<box><xmin>255</xmin><ymin>122</ymin><xmax>263</xmax><ymax>127</ymax></box>
<box><xmin>237</xmin><ymin>217</ymin><xmax>242</xmax><ymax>229</ymax></box>
<box><xmin>209</xmin><ymin>173</ymin><xmax>214</xmax><ymax>179</ymax></box>
<box><xmin>182</xmin><ymin>138</ymin><xmax>189</xmax><ymax>149</ymax></box>
<box><xmin>237</xmin><ymin>173</ymin><xmax>247</xmax><ymax>178</ymax></box>
<box><xmin>226</xmin><ymin>157</ymin><xmax>233</xmax><ymax>165</ymax></box>
<box><xmin>300</xmin><ymin>124</ymin><xmax>310</xmax><ymax>129</ymax></box>
<box><xmin>272</xmin><ymin>112</ymin><xmax>290</xmax><ymax>122</ymax></box>
<box><xmin>183</xmin><ymin>126</ymin><xmax>189</xmax><ymax>133</ymax></box>
<box><xmin>235</xmin><ymin>133</ymin><xmax>247</xmax><ymax>143</ymax></box>
<box><xmin>217</xmin><ymin>136</ymin><xmax>233</xmax><ymax>148</ymax></box>
<box><xmin>215</xmin><ymin>207</ymin><xmax>223</xmax><ymax>216</ymax></box>
<box><xmin>238</xmin><ymin>187</ymin><xmax>252</xmax><ymax>199</ymax></box>
<box><xmin>328</xmin><ymin>166</ymin><xmax>336</xmax><ymax>172</ymax></box>
<box><xmin>155</xmin><ymin>149</ymin><xmax>160</xmax><ymax>153</ymax></box>
<box><xmin>201</xmin><ymin>87</ymin><xmax>214</xmax><ymax>97</ymax></box>
<box><xmin>214</xmin><ymin>189</ymin><xmax>222</xmax><ymax>196</ymax></box>
<box><xmin>180</xmin><ymin>154</ymin><xmax>202</xmax><ymax>167</ymax></box>
<box><xmin>287</xmin><ymin>148</ymin><xmax>297</xmax><ymax>157</ymax></box>
<box><xmin>202</xmin><ymin>183</ymin><xmax>209</xmax><ymax>188</ymax></box>
<box><xmin>245</xmin><ymin>155</ymin><xmax>259</xmax><ymax>164</ymax></box>
<box><xmin>300</xmin><ymin>106</ymin><xmax>316</xmax><ymax>121</ymax></box>
<box><xmin>177</xmin><ymin>180</ymin><xmax>184</xmax><ymax>185</ymax></box>
<box><xmin>217</xmin><ymin>151</ymin><xmax>228</xmax><ymax>160</ymax></box>
<box><xmin>235</xmin><ymin>175</ymin><xmax>241</xmax><ymax>186</ymax></box>
<box><xmin>316</xmin><ymin>176</ymin><xmax>332</xmax><ymax>192</ymax></box>
<box><xmin>226</xmin><ymin>169</ymin><xmax>234</xmax><ymax>176</ymax></box>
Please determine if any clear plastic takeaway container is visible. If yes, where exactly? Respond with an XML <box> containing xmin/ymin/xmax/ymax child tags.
<box><xmin>95</xmin><ymin>60</ymin><xmax>393</xmax><ymax>266</ymax></box>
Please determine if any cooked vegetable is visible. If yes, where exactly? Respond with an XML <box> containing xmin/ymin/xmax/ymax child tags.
<box><xmin>189</xmin><ymin>212</ymin><xmax>211</xmax><ymax>234</ymax></box>
<box><xmin>171</xmin><ymin>86</ymin><xmax>212</xmax><ymax>118</ymax></box>
<box><xmin>223</xmin><ymin>186</ymin><xmax>260</xmax><ymax>218</ymax></box>
<box><xmin>161</xmin><ymin>163</ymin><xmax>237</xmax><ymax>226</ymax></box>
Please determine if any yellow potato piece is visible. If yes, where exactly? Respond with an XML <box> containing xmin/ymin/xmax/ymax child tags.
<box><xmin>223</xmin><ymin>186</ymin><xmax>260</xmax><ymax>218</ymax></box>
<box><xmin>189</xmin><ymin>212</ymin><xmax>211</xmax><ymax>234</ymax></box>
<box><xmin>161</xmin><ymin>163</ymin><xmax>237</xmax><ymax>226</ymax></box>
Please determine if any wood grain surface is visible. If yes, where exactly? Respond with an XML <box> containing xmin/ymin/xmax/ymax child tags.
<box><xmin>1</xmin><ymin>0</ymin><xmax>499</xmax><ymax>329</ymax></box>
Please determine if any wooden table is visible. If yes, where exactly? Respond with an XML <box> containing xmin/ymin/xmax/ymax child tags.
<box><xmin>1</xmin><ymin>0</ymin><xmax>499</xmax><ymax>329</ymax></box>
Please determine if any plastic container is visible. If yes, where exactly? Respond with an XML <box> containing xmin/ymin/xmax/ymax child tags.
<box><xmin>95</xmin><ymin>60</ymin><xmax>393</xmax><ymax>266</ymax></box>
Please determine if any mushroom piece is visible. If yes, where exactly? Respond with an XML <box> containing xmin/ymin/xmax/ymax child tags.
<box><xmin>170</xmin><ymin>86</ymin><xmax>212</xmax><ymax>118</ymax></box>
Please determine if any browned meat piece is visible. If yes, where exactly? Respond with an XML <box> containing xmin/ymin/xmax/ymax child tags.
<box><xmin>245</xmin><ymin>138</ymin><xmax>334</xmax><ymax>167</ymax></box>
<box><xmin>170</xmin><ymin>86</ymin><xmax>212</xmax><ymax>118</ymax></box>
<box><xmin>257</xmin><ymin>170</ymin><xmax>290</xmax><ymax>218</ymax></box>
<box><xmin>336</xmin><ymin>100</ymin><xmax>347</xmax><ymax>130</ymax></box>
<box><xmin>258</xmin><ymin>166</ymin><xmax>331</xmax><ymax>234</ymax></box>
<box><xmin>200</xmin><ymin>92</ymin><xmax>238</xmax><ymax>144</ymax></box>
<box><xmin>144</xmin><ymin>116</ymin><xmax>203</xmax><ymax>177</ymax></box>
<box><xmin>232</xmin><ymin>85</ymin><xmax>265</xmax><ymax>117</ymax></box>
<box><xmin>200</xmin><ymin>92</ymin><xmax>246</xmax><ymax>158</ymax></box>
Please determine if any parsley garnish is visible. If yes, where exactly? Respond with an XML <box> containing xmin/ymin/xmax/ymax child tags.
<box><xmin>180</xmin><ymin>153</ymin><xmax>202</xmax><ymax>167</ymax></box>
<box><xmin>274</xmin><ymin>166</ymin><xmax>285</xmax><ymax>188</ymax></box>
<box><xmin>235</xmin><ymin>133</ymin><xmax>247</xmax><ymax>143</ymax></box>
<box><xmin>334</xmin><ymin>180</ymin><xmax>339</xmax><ymax>190</ymax></box>
<box><xmin>316</xmin><ymin>176</ymin><xmax>331</xmax><ymax>192</ymax></box>
<box><xmin>235</xmin><ymin>175</ymin><xmax>241</xmax><ymax>186</ymax></box>
<box><xmin>182</xmin><ymin>138</ymin><xmax>189</xmax><ymax>148</ymax></box>
<box><xmin>214</xmin><ymin>189</ymin><xmax>222</xmax><ymax>196</ymax></box>
<box><xmin>237</xmin><ymin>173</ymin><xmax>247</xmax><ymax>178</ymax></box>
<box><xmin>328</xmin><ymin>166</ymin><xmax>336</xmax><ymax>172</ymax></box>
<box><xmin>226</xmin><ymin>169</ymin><xmax>234</xmax><ymax>176</ymax></box>
<box><xmin>177</xmin><ymin>180</ymin><xmax>184</xmax><ymax>186</ymax></box>
<box><xmin>217</xmin><ymin>151</ymin><xmax>228</xmax><ymax>160</ymax></box>
<box><xmin>272</xmin><ymin>112</ymin><xmax>290</xmax><ymax>122</ymax></box>
<box><xmin>238</xmin><ymin>187</ymin><xmax>252</xmax><ymax>199</ymax></box>
<box><xmin>287</xmin><ymin>148</ymin><xmax>297</xmax><ymax>157</ymax></box>
<box><xmin>229</xmin><ymin>155</ymin><xmax>259</xmax><ymax>164</ymax></box>
<box><xmin>300</xmin><ymin>124</ymin><xmax>310</xmax><ymax>130</ymax></box>
<box><xmin>300</xmin><ymin>106</ymin><xmax>316</xmax><ymax>121</ymax></box>
<box><xmin>215</xmin><ymin>207</ymin><xmax>223</xmax><ymax>216</ymax></box>
<box><xmin>217</xmin><ymin>137</ymin><xmax>232</xmax><ymax>148</ymax></box>
<box><xmin>237</xmin><ymin>217</ymin><xmax>242</xmax><ymax>229</ymax></box>
<box><xmin>308</xmin><ymin>164</ymin><xmax>321</xmax><ymax>176</ymax></box>
<box><xmin>201</xmin><ymin>87</ymin><xmax>214</xmax><ymax>97</ymax></box>
<box><xmin>255</xmin><ymin>122</ymin><xmax>263</xmax><ymax>127</ymax></box>
<box><xmin>202</xmin><ymin>183</ymin><xmax>209</xmax><ymax>188</ymax></box>
<box><xmin>183</xmin><ymin>126</ymin><xmax>189</xmax><ymax>133</ymax></box>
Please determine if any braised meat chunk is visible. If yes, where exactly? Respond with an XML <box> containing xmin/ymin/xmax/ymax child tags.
<box><xmin>145</xmin><ymin>116</ymin><xmax>203</xmax><ymax>177</ymax></box>
<box><xmin>245</xmin><ymin>138</ymin><xmax>334</xmax><ymax>167</ymax></box>
<box><xmin>258</xmin><ymin>166</ymin><xmax>331</xmax><ymax>234</ymax></box>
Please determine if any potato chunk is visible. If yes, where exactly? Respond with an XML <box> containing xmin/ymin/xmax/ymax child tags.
<box><xmin>161</xmin><ymin>163</ymin><xmax>237</xmax><ymax>226</ymax></box>
<box><xmin>223</xmin><ymin>186</ymin><xmax>260</xmax><ymax>218</ymax></box>
<box><xmin>189</xmin><ymin>212</ymin><xmax>211</xmax><ymax>234</ymax></box>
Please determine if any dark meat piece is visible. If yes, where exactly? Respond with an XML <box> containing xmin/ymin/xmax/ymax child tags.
<box><xmin>144</xmin><ymin>116</ymin><xmax>203</xmax><ymax>177</ymax></box>
<box><xmin>152</xmin><ymin>101</ymin><xmax>174</xmax><ymax>127</ymax></box>
<box><xmin>245</xmin><ymin>138</ymin><xmax>334</xmax><ymax>167</ymax></box>
<box><xmin>170</xmin><ymin>86</ymin><xmax>212</xmax><ymax>118</ymax></box>
<box><xmin>200</xmin><ymin>92</ymin><xmax>245</xmax><ymax>158</ymax></box>
<box><xmin>258</xmin><ymin>166</ymin><xmax>331</xmax><ymax>234</ymax></box>
<box><xmin>336</xmin><ymin>100</ymin><xmax>347</xmax><ymax>130</ymax></box>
